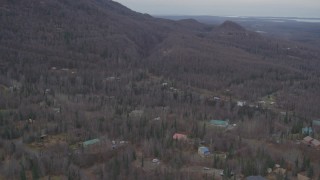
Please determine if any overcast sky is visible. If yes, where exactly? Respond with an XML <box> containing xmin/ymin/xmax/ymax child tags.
<box><xmin>114</xmin><ymin>0</ymin><xmax>320</xmax><ymax>18</ymax></box>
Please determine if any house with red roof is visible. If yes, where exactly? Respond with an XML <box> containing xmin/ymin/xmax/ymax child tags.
<box><xmin>302</xmin><ymin>136</ymin><xmax>320</xmax><ymax>149</ymax></box>
<box><xmin>173</xmin><ymin>133</ymin><xmax>188</xmax><ymax>141</ymax></box>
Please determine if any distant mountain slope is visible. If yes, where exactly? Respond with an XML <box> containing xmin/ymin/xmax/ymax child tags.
<box><xmin>0</xmin><ymin>0</ymin><xmax>174</xmax><ymax>65</ymax></box>
<box><xmin>1</xmin><ymin>0</ymin><xmax>320</xmax><ymax>114</ymax></box>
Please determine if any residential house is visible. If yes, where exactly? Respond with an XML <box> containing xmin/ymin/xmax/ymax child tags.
<box><xmin>106</xmin><ymin>76</ymin><xmax>116</xmax><ymax>81</ymax></box>
<box><xmin>162</xmin><ymin>82</ymin><xmax>168</xmax><ymax>87</ymax></box>
<box><xmin>302</xmin><ymin>127</ymin><xmax>313</xmax><ymax>136</ymax></box>
<box><xmin>173</xmin><ymin>133</ymin><xmax>188</xmax><ymax>141</ymax></box>
<box><xmin>198</xmin><ymin>146</ymin><xmax>210</xmax><ymax>157</ymax></box>
<box><xmin>209</xmin><ymin>120</ymin><xmax>229</xmax><ymax>128</ymax></box>
<box><xmin>302</xmin><ymin>136</ymin><xmax>313</xmax><ymax>145</ymax></box>
<box><xmin>302</xmin><ymin>136</ymin><xmax>320</xmax><ymax>149</ymax></box>
<box><xmin>152</xmin><ymin>159</ymin><xmax>160</xmax><ymax>164</ymax></box>
<box><xmin>40</xmin><ymin>134</ymin><xmax>48</xmax><ymax>140</ymax></box>
<box><xmin>40</xmin><ymin>129</ymin><xmax>48</xmax><ymax>140</ymax></box>
<box><xmin>237</xmin><ymin>101</ymin><xmax>246</xmax><ymax>107</ymax></box>
<box><xmin>312</xmin><ymin>120</ymin><xmax>320</xmax><ymax>134</ymax></box>
<box><xmin>312</xmin><ymin>119</ymin><xmax>320</xmax><ymax>134</ymax></box>
<box><xmin>82</xmin><ymin>139</ymin><xmax>100</xmax><ymax>148</ymax></box>
<box><xmin>311</xmin><ymin>138</ymin><xmax>320</xmax><ymax>148</ymax></box>
<box><xmin>312</xmin><ymin>120</ymin><xmax>320</xmax><ymax>126</ymax></box>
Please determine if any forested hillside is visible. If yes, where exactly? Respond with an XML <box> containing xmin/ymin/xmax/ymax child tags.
<box><xmin>1</xmin><ymin>0</ymin><xmax>320</xmax><ymax>179</ymax></box>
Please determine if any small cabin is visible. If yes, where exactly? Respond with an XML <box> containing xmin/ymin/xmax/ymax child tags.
<box><xmin>152</xmin><ymin>159</ymin><xmax>160</xmax><ymax>164</ymax></box>
<box><xmin>173</xmin><ymin>133</ymin><xmax>188</xmax><ymax>141</ymax></box>
<box><xmin>40</xmin><ymin>134</ymin><xmax>48</xmax><ymax>140</ymax></box>
<box><xmin>81</xmin><ymin>139</ymin><xmax>100</xmax><ymax>148</ymax></box>
<box><xmin>198</xmin><ymin>146</ymin><xmax>210</xmax><ymax>157</ymax></box>
<box><xmin>209</xmin><ymin>120</ymin><xmax>229</xmax><ymax>128</ymax></box>
<box><xmin>302</xmin><ymin>127</ymin><xmax>313</xmax><ymax>136</ymax></box>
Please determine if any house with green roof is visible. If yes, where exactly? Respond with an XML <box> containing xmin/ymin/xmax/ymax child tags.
<box><xmin>82</xmin><ymin>138</ymin><xmax>100</xmax><ymax>148</ymax></box>
<box><xmin>209</xmin><ymin>120</ymin><xmax>229</xmax><ymax>128</ymax></box>
<box><xmin>313</xmin><ymin>120</ymin><xmax>320</xmax><ymax>126</ymax></box>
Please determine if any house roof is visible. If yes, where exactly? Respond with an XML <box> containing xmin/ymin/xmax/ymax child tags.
<box><xmin>311</xmin><ymin>139</ymin><xmax>320</xmax><ymax>147</ymax></box>
<box><xmin>237</xmin><ymin>101</ymin><xmax>246</xmax><ymax>106</ymax></box>
<box><xmin>303</xmin><ymin>136</ymin><xmax>313</xmax><ymax>142</ymax></box>
<box><xmin>173</xmin><ymin>133</ymin><xmax>187</xmax><ymax>140</ymax></box>
<box><xmin>198</xmin><ymin>146</ymin><xmax>209</xmax><ymax>153</ymax></box>
<box><xmin>302</xmin><ymin>136</ymin><xmax>320</xmax><ymax>147</ymax></box>
<box><xmin>40</xmin><ymin>134</ymin><xmax>47</xmax><ymax>138</ymax></box>
<box><xmin>313</xmin><ymin>120</ymin><xmax>320</xmax><ymax>126</ymax></box>
<box><xmin>302</xmin><ymin>127</ymin><xmax>313</xmax><ymax>134</ymax></box>
<box><xmin>83</xmin><ymin>139</ymin><xmax>100</xmax><ymax>147</ymax></box>
<box><xmin>209</xmin><ymin>120</ymin><xmax>228</xmax><ymax>126</ymax></box>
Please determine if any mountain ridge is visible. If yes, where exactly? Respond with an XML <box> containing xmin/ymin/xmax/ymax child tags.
<box><xmin>218</xmin><ymin>20</ymin><xmax>246</xmax><ymax>31</ymax></box>
<box><xmin>1</xmin><ymin>0</ymin><xmax>320</xmax><ymax>105</ymax></box>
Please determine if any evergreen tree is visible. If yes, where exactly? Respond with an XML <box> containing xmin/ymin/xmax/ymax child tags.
<box><xmin>307</xmin><ymin>166</ymin><xmax>314</xmax><ymax>178</ymax></box>
<box><xmin>112</xmin><ymin>158</ymin><xmax>120</xmax><ymax>180</ymax></box>
<box><xmin>141</xmin><ymin>156</ymin><xmax>144</xmax><ymax>167</ymax></box>
<box><xmin>32</xmin><ymin>162</ymin><xmax>39</xmax><ymax>180</ymax></box>
<box><xmin>20</xmin><ymin>163</ymin><xmax>26</xmax><ymax>180</ymax></box>
<box><xmin>201</xmin><ymin>123</ymin><xmax>206</xmax><ymax>139</ymax></box>
<box><xmin>132</xmin><ymin>151</ymin><xmax>136</xmax><ymax>160</ymax></box>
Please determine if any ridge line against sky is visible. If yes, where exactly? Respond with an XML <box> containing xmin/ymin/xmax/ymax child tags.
<box><xmin>114</xmin><ymin>0</ymin><xmax>320</xmax><ymax>18</ymax></box>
